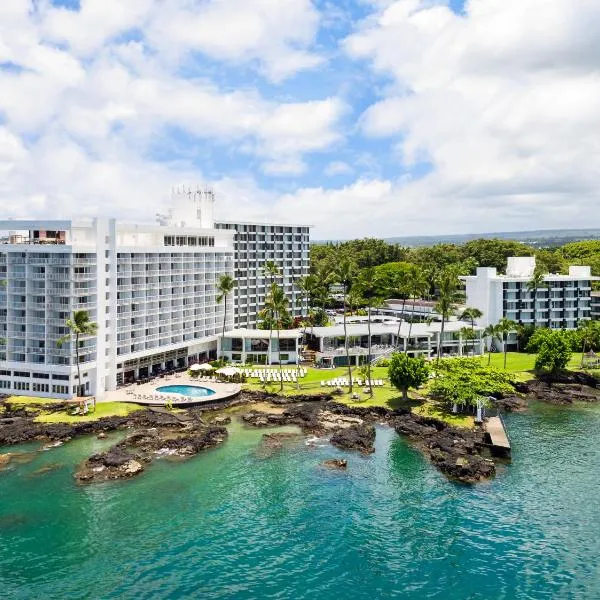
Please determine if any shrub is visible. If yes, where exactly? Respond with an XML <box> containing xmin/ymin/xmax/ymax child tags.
<box><xmin>535</xmin><ymin>334</ymin><xmax>572</xmax><ymax>374</ymax></box>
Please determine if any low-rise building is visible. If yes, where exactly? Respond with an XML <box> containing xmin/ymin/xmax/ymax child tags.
<box><xmin>304</xmin><ymin>320</ymin><xmax>484</xmax><ymax>367</ymax></box>
<box><xmin>218</xmin><ymin>328</ymin><xmax>302</xmax><ymax>365</ymax></box>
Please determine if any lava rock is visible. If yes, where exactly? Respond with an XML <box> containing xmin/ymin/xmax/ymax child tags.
<box><xmin>330</xmin><ymin>424</ymin><xmax>376</xmax><ymax>454</ymax></box>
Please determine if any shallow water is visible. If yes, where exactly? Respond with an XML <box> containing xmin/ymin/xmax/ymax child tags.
<box><xmin>1</xmin><ymin>405</ymin><xmax>600</xmax><ymax>599</ymax></box>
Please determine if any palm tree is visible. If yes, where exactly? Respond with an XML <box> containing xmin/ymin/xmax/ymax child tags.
<box><xmin>263</xmin><ymin>260</ymin><xmax>280</xmax><ymax>286</ymax></box>
<box><xmin>216</xmin><ymin>274</ymin><xmax>235</xmax><ymax>359</ymax></box>
<box><xmin>434</xmin><ymin>267</ymin><xmax>462</xmax><ymax>364</ymax></box>
<box><xmin>483</xmin><ymin>324</ymin><xmax>499</xmax><ymax>365</ymax></box>
<box><xmin>263</xmin><ymin>262</ymin><xmax>280</xmax><ymax>365</ymax></box>
<box><xmin>459</xmin><ymin>326</ymin><xmax>476</xmax><ymax>356</ymax></box>
<box><xmin>405</xmin><ymin>266</ymin><xmax>428</xmax><ymax>354</ymax></box>
<box><xmin>460</xmin><ymin>307</ymin><xmax>483</xmax><ymax>356</ymax></box>
<box><xmin>57</xmin><ymin>310</ymin><xmax>97</xmax><ymax>404</ymax></box>
<box><xmin>578</xmin><ymin>319</ymin><xmax>599</xmax><ymax>367</ymax></box>
<box><xmin>265</xmin><ymin>283</ymin><xmax>289</xmax><ymax>391</ymax></box>
<box><xmin>354</xmin><ymin>267</ymin><xmax>383</xmax><ymax>397</ymax></box>
<box><xmin>496</xmin><ymin>317</ymin><xmax>518</xmax><ymax>369</ymax></box>
<box><xmin>336</xmin><ymin>259</ymin><xmax>356</xmax><ymax>393</ymax></box>
<box><xmin>527</xmin><ymin>265</ymin><xmax>548</xmax><ymax>327</ymax></box>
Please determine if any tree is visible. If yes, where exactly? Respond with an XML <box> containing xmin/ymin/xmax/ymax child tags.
<box><xmin>459</xmin><ymin>326</ymin><xmax>476</xmax><ymax>357</ymax></box>
<box><xmin>430</xmin><ymin>358</ymin><xmax>516</xmax><ymax>412</ymax></box>
<box><xmin>527</xmin><ymin>265</ymin><xmax>548</xmax><ymax>327</ymax></box>
<box><xmin>216</xmin><ymin>274</ymin><xmax>235</xmax><ymax>359</ymax></box>
<box><xmin>578</xmin><ymin>320</ymin><xmax>600</xmax><ymax>367</ymax></box>
<box><xmin>388</xmin><ymin>353</ymin><xmax>429</xmax><ymax>401</ymax></box>
<box><xmin>57</xmin><ymin>310</ymin><xmax>98</xmax><ymax>405</ymax></box>
<box><xmin>353</xmin><ymin>267</ymin><xmax>385</xmax><ymax>396</ymax></box>
<box><xmin>483</xmin><ymin>324</ymin><xmax>500</xmax><ymax>365</ymax></box>
<box><xmin>535</xmin><ymin>333</ymin><xmax>572</xmax><ymax>374</ymax></box>
<box><xmin>264</xmin><ymin>283</ymin><xmax>290</xmax><ymax>391</ymax></box>
<box><xmin>405</xmin><ymin>265</ymin><xmax>428</xmax><ymax>353</ymax></box>
<box><xmin>336</xmin><ymin>259</ymin><xmax>357</xmax><ymax>393</ymax></box>
<box><xmin>434</xmin><ymin>267</ymin><xmax>463</xmax><ymax>364</ymax></box>
<box><xmin>496</xmin><ymin>318</ymin><xmax>518</xmax><ymax>369</ymax></box>
<box><xmin>262</xmin><ymin>262</ymin><xmax>281</xmax><ymax>365</ymax></box>
<box><xmin>460</xmin><ymin>307</ymin><xmax>483</xmax><ymax>356</ymax></box>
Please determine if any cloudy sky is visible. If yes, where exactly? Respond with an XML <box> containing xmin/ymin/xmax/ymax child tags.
<box><xmin>1</xmin><ymin>0</ymin><xmax>599</xmax><ymax>239</ymax></box>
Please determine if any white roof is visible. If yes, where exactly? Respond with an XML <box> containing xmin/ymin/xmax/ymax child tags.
<box><xmin>223</xmin><ymin>328</ymin><xmax>302</xmax><ymax>339</ymax></box>
<box><xmin>309</xmin><ymin>320</ymin><xmax>481</xmax><ymax>339</ymax></box>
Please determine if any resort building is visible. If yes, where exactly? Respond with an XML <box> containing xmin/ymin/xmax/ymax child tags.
<box><xmin>305</xmin><ymin>320</ymin><xmax>484</xmax><ymax>367</ymax></box>
<box><xmin>463</xmin><ymin>257</ymin><xmax>597</xmax><ymax>331</ymax></box>
<box><xmin>214</xmin><ymin>221</ymin><xmax>311</xmax><ymax>328</ymax></box>
<box><xmin>592</xmin><ymin>292</ymin><xmax>600</xmax><ymax>320</ymax></box>
<box><xmin>0</xmin><ymin>187</ymin><xmax>309</xmax><ymax>399</ymax></box>
<box><xmin>218</xmin><ymin>329</ymin><xmax>302</xmax><ymax>365</ymax></box>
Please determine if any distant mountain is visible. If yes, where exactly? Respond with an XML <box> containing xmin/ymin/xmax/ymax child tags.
<box><xmin>315</xmin><ymin>229</ymin><xmax>600</xmax><ymax>247</ymax></box>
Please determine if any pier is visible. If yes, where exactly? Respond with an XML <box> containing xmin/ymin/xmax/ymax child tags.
<box><xmin>485</xmin><ymin>416</ymin><xmax>511</xmax><ymax>458</ymax></box>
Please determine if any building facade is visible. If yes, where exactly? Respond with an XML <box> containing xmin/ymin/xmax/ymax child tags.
<box><xmin>214</xmin><ymin>222</ymin><xmax>311</xmax><ymax>328</ymax></box>
<box><xmin>462</xmin><ymin>257</ymin><xmax>598</xmax><ymax>347</ymax></box>
<box><xmin>592</xmin><ymin>292</ymin><xmax>600</xmax><ymax>320</ymax></box>
<box><xmin>0</xmin><ymin>188</ymin><xmax>312</xmax><ymax>399</ymax></box>
<box><xmin>0</xmin><ymin>189</ymin><xmax>235</xmax><ymax>399</ymax></box>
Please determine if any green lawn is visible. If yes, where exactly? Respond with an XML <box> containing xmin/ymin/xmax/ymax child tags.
<box><xmin>412</xmin><ymin>402</ymin><xmax>474</xmax><ymax>428</ymax></box>
<box><xmin>5</xmin><ymin>396</ymin><xmax>65</xmax><ymax>406</ymax></box>
<box><xmin>34</xmin><ymin>401</ymin><xmax>142</xmax><ymax>424</ymax></box>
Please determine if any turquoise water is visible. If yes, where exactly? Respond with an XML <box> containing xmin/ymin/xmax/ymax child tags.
<box><xmin>1</xmin><ymin>403</ymin><xmax>600</xmax><ymax>599</ymax></box>
<box><xmin>156</xmin><ymin>384</ymin><xmax>216</xmax><ymax>397</ymax></box>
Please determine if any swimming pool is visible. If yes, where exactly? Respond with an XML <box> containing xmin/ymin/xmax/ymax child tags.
<box><xmin>156</xmin><ymin>384</ymin><xmax>216</xmax><ymax>398</ymax></box>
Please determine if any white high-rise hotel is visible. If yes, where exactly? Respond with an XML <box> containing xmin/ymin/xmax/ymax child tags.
<box><xmin>0</xmin><ymin>188</ymin><xmax>310</xmax><ymax>399</ymax></box>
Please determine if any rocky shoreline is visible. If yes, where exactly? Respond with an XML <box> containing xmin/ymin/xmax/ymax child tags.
<box><xmin>1</xmin><ymin>372</ymin><xmax>599</xmax><ymax>485</ymax></box>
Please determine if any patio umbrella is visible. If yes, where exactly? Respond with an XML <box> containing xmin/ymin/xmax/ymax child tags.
<box><xmin>189</xmin><ymin>364</ymin><xmax>203</xmax><ymax>372</ymax></box>
<box><xmin>197</xmin><ymin>363</ymin><xmax>215</xmax><ymax>371</ymax></box>
<box><xmin>215</xmin><ymin>367</ymin><xmax>241</xmax><ymax>377</ymax></box>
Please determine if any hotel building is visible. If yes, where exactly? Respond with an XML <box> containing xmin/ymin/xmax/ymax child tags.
<box><xmin>214</xmin><ymin>221</ymin><xmax>311</xmax><ymax>328</ymax></box>
<box><xmin>462</xmin><ymin>257</ymin><xmax>598</xmax><ymax>347</ymax></box>
<box><xmin>0</xmin><ymin>188</ymin><xmax>310</xmax><ymax>399</ymax></box>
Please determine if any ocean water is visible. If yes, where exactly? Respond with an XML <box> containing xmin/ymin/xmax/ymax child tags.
<box><xmin>1</xmin><ymin>403</ymin><xmax>600</xmax><ymax>600</ymax></box>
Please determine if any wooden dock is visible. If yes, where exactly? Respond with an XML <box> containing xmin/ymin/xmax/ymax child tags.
<box><xmin>485</xmin><ymin>416</ymin><xmax>511</xmax><ymax>457</ymax></box>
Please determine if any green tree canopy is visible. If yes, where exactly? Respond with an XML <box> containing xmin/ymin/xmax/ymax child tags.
<box><xmin>388</xmin><ymin>353</ymin><xmax>430</xmax><ymax>401</ymax></box>
<box><xmin>535</xmin><ymin>333</ymin><xmax>572</xmax><ymax>374</ymax></box>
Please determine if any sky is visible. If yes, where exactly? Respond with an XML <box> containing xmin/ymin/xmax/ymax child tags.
<box><xmin>0</xmin><ymin>0</ymin><xmax>599</xmax><ymax>240</ymax></box>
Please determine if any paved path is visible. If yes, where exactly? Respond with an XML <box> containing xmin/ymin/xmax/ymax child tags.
<box><xmin>485</xmin><ymin>416</ymin><xmax>511</xmax><ymax>456</ymax></box>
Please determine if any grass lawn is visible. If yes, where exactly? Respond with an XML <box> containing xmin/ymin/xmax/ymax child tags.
<box><xmin>412</xmin><ymin>402</ymin><xmax>474</xmax><ymax>428</ymax></box>
<box><xmin>34</xmin><ymin>401</ymin><xmax>142</xmax><ymax>424</ymax></box>
<box><xmin>5</xmin><ymin>396</ymin><xmax>65</xmax><ymax>406</ymax></box>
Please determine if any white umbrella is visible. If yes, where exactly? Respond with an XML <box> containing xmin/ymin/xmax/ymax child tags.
<box><xmin>197</xmin><ymin>363</ymin><xmax>215</xmax><ymax>371</ymax></box>
<box><xmin>189</xmin><ymin>364</ymin><xmax>203</xmax><ymax>372</ymax></box>
<box><xmin>215</xmin><ymin>367</ymin><xmax>241</xmax><ymax>377</ymax></box>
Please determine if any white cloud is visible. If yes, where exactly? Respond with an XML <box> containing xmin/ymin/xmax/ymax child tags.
<box><xmin>338</xmin><ymin>0</ymin><xmax>600</xmax><ymax>235</ymax></box>
<box><xmin>324</xmin><ymin>161</ymin><xmax>353</xmax><ymax>176</ymax></box>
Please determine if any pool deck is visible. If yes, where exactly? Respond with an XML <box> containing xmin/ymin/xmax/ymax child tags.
<box><xmin>106</xmin><ymin>372</ymin><xmax>242</xmax><ymax>407</ymax></box>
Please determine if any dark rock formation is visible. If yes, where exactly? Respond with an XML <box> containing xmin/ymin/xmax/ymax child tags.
<box><xmin>322</xmin><ymin>459</ymin><xmax>348</xmax><ymax>470</ymax></box>
<box><xmin>330</xmin><ymin>424</ymin><xmax>376</xmax><ymax>454</ymax></box>
<box><xmin>75</xmin><ymin>426</ymin><xmax>227</xmax><ymax>483</ymax></box>
<box><xmin>394</xmin><ymin>413</ymin><xmax>495</xmax><ymax>484</ymax></box>
<box><xmin>493</xmin><ymin>395</ymin><xmax>529</xmax><ymax>413</ymax></box>
<box><xmin>518</xmin><ymin>379</ymin><xmax>600</xmax><ymax>405</ymax></box>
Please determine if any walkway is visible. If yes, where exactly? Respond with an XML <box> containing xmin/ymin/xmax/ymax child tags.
<box><xmin>485</xmin><ymin>416</ymin><xmax>511</xmax><ymax>457</ymax></box>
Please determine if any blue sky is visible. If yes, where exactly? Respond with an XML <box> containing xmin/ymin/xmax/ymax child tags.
<box><xmin>0</xmin><ymin>0</ymin><xmax>598</xmax><ymax>239</ymax></box>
